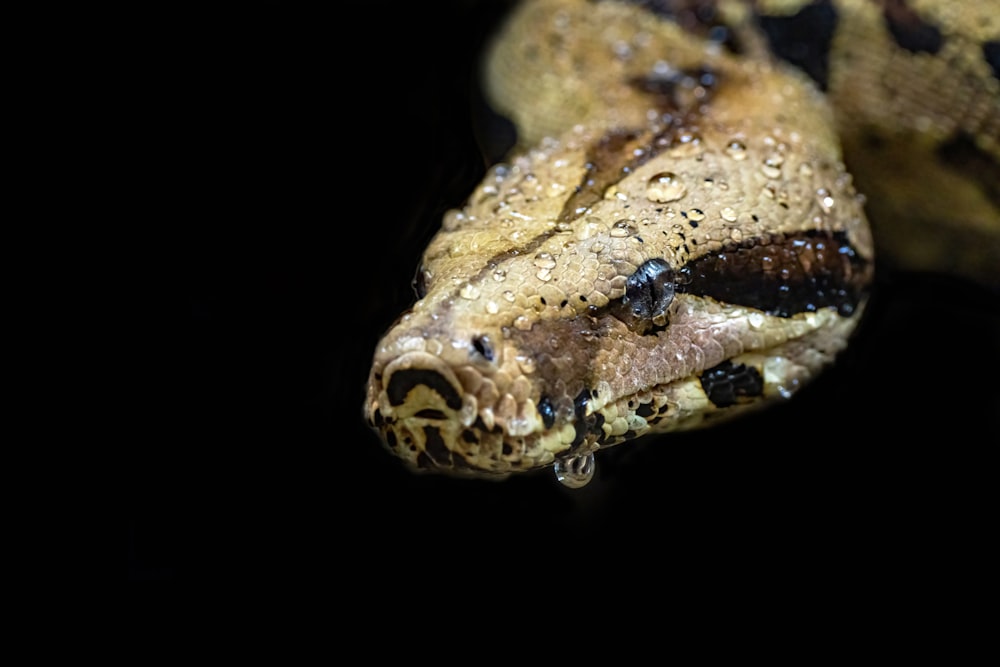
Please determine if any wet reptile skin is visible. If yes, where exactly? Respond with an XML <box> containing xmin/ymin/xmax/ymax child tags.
<box><xmin>363</xmin><ymin>0</ymin><xmax>999</xmax><ymax>483</ymax></box>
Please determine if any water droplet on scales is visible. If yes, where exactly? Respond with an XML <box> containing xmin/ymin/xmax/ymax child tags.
<box><xmin>646</xmin><ymin>172</ymin><xmax>687</xmax><ymax>203</ymax></box>
<box><xmin>554</xmin><ymin>452</ymin><xmax>596</xmax><ymax>488</ymax></box>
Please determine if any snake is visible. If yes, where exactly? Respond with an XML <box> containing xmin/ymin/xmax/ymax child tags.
<box><xmin>363</xmin><ymin>0</ymin><xmax>1000</xmax><ymax>486</ymax></box>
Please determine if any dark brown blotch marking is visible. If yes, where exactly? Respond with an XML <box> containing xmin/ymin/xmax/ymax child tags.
<box><xmin>635</xmin><ymin>402</ymin><xmax>656</xmax><ymax>418</ymax></box>
<box><xmin>677</xmin><ymin>230</ymin><xmax>872</xmax><ymax>317</ymax></box>
<box><xmin>537</xmin><ymin>395</ymin><xmax>557</xmax><ymax>429</ymax></box>
<box><xmin>620</xmin><ymin>0</ymin><xmax>742</xmax><ymax>53</ymax></box>
<box><xmin>756</xmin><ymin>0</ymin><xmax>838</xmax><ymax>91</ymax></box>
<box><xmin>985</xmin><ymin>41</ymin><xmax>1000</xmax><ymax>81</ymax></box>
<box><xmin>569</xmin><ymin>388</ymin><xmax>607</xmax><ymax>451</ymax></box>
<box><xmin>512</xmin><ymin>316</ymin><xmax>608</xmax><ymax>430</ymax></box>
<box><xmin>558</xmin><ymin>120</ymin><xmax>710</xmax><ymax>224</ymax></box>
<box><xmin>423</xmin><ymin>426</ymin><xmax>452</xmax><ymax>466</ymax></box>
<box><xmin>937</xmin><ymin>132</ymin><xmax>1000</xmax><ymax>208</ymax></box>
<box><xmin>628</xmin><ymin>66</ymin><xmax>718</xmax><ymax>113</ymax></box>
<box><xmin>416</xmin><ymin>451</ymin><xmax>433</xmax><ymax>469</ymax></box>
<box><xmin>558</xmin><ymin>128</ymin><xmax>646</xmax><ymax>223</ymax></box>
<box><xmin>700</xmin><ymin>360</ymin><xmax>764</xmax><ymax>407</ymax></box>
<box><xmin>386</xmin><ymin>368</ymin><xmax>462</xmax><ymax>410</ymax></box>
<box><xmin>882</xmin><ymin>0</ymin><xmax>943</xmax><ymax>54</ymax></box>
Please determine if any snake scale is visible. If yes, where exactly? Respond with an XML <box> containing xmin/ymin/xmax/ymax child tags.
<box><xmin>364</xmin><ymin>0</ymin><xmax>999</xmax><ymax>486</ymax></box>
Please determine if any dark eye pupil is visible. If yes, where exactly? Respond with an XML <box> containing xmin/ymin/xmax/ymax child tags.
<box><xmin>624</xmin><ymin>258</ymin><xmax>675</xmax><ymax>320</ymax></box>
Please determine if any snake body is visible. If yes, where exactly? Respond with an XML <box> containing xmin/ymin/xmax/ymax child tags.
<box><xmin>364</xmin><ymin>0</ymin><xmax>999</xmax><ymax>484</ymax></box>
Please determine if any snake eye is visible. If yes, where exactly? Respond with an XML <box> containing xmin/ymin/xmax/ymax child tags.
<box><xmin>625</xmin><ymin>258</ymin><xmax>675</xmax><ymax>318</ymax></box>
<box><xmin>612</xmin><ymin>258</ymin><xmax>675</xmax><ymax>334</ymax></box>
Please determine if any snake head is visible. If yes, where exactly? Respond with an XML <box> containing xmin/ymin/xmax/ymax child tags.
<box><xmin>363</xmin><ymin>17</ymin><xmax>876</xmax><ymax>482</ymax></box>
<box><xmin>363</xmin><ymin>128</ymin><xmax>873</xmax><ymax>482</ymax></box>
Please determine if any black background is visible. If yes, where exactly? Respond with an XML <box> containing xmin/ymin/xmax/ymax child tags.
<box><xmin>132</xmin><ymin>2</ymin><xmax>997</xmax><ymax>582</ymax></box>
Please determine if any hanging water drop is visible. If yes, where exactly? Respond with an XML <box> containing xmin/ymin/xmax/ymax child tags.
<box><xmin>554</xmin><ymin>452</ymin><xmax>596</xmax><ymax>488</ymax></box>
<box><xmin>816</xmin><ymin>187</ymin><xmax>835</xmax><ymax>213</ymax></box>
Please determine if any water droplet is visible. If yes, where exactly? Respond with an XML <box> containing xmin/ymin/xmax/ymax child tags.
<box><xmin>669</xmin><ymin>131</ymin><xmax>703</xmax><ymax>158</ymax></box>
<box><xmin>485</xmin><ymin>300</ymin><xmax>499</xmax><ymax>314</ymax></box>
<box><xmin>645</xmin><ymin>171</ymin><xmax>687</xmax><ymax>203</ymax></box>
<box><xmin>516</xmin><ymin>354</ymin><xmax>537</xmax><ymax>374</ymax></box>
<box><xmin>502</xmin><ymin>290</ymin><xmax>516</xmax><ymax>303</ymax></box>
<box><xmin>721</xmin><ymin>207</ymin><xmax>738</xmax><ymax>222</ymax></box>
<box><xmin>612</xmin><ymin>40</ymin><xmax>633</xmax><ymax>61</ymax></box>
<box><xmin>576</xmin><ymin>216</ymin><xmax>608</xmax><ymax>240</ymax></box>
<box><xmin>533</xmin><ymin>252</ymin><xmax>557</xmax><ymax>269</ymax></box>
<box><xmin>685</xmin><ymin>208</ymin><xmax>706</xmax><ymax>222</ymax></box>
<box><xmin>610</xmin><ymin>220</ymin><xmax>636</xmax><ymax>237</ymax></box>
<box><xmin>554</xmin><ymin>452</ymin><xmax>595</xmax><ymax>488</ymax></box>
<box><xmin>460</xmin><ymin>283</ymin><xmax>481</xmax><ymax>300</ymax></box>
<box><xmin>799</xmin><ymin>162</ymin><xmax>814</xmax><ymax>177</ymax></box>
<box><xmin>816</xmin><ymin>187</ymin><xmax>835</xmax><ymax>213</ymax></box>
<box><xmin>748</xmin><ymin>311</ymin><xmax>765</xmax><ymax>328</ymax></box>
<box><xmin>513</xmin><ymin>315</ymin><xmax>532</xmax><ymax>330</ymax></box>
<box><xmin>761</xmin><ymin>154</ymin><xmax>783</xmax><ymax>179</ymax></box>
<box><xmin>725</xmin><ymin>140</ymin><xmax>747</xmax><ymax>160</ymax></box>
<box><xmin>492</xmin><ymin>268</ymin><xmax>507</xmax><ymax>282</ymax></box>
<box><xmin>442</xmin><ymin>209</ymin><xmax>467</xmax><ymax>231</ymax></box>
<box><xmin>536</xmin><ymin>268</ymin><xmax>553</xmax><ymax>281</ymax></box>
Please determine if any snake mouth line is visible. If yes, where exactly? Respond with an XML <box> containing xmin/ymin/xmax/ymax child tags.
<box><xmin>368</xmin><ymin>297</ymin><xmax>865</xmax><ymax>477</ymax></box>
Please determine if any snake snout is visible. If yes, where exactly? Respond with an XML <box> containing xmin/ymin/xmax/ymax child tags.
<box><xmin>382</xmin><ymin>352</ymin><xmax>465</xmax><ymax>420</ymax></box>
<box><xmin>367</xmin><ymin>351</ymin><xmax>487</xmax><ymax>472</ymax></box>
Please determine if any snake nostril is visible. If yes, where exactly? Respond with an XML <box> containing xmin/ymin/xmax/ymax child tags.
<box><xmin>471</xmin><ymin>335</ymin><xmax>494</xmax><ymax>361</ymax></box>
